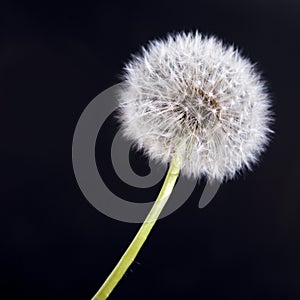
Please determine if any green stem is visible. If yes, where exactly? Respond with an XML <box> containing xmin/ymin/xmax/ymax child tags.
<box><xmin>92</xmin><ymin>153</ymin><xmax>182</xmax><ymax>300</ymax></box>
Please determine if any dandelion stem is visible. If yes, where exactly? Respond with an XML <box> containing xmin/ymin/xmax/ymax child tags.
<box><xmin>91</xmin><ymin>153</ymin><xmax>182</xmax><ymax>300</ymax></box>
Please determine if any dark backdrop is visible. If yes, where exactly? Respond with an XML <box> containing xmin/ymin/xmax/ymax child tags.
<box><xmin>1</xmin><ymin>0</ymin><xmax>300</xmax><ymax>299</ymax></box>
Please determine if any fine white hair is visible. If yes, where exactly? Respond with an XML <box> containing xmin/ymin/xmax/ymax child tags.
<box><xmin>117</xmin><ymin>32</ymin><xmax>273</xmax><ymax>182</ymax></box>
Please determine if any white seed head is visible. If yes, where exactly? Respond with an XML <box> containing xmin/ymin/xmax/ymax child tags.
<box><xmin>117</xmin><ymin>32</ymin><xmax>273</xmax><ymax>182</ymax></box>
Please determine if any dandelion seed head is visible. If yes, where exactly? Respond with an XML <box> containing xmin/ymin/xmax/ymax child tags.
<box><xmin>118</xmin><ymin>32</ymin><xmax>273</xmax><ymax>182</ymax></box>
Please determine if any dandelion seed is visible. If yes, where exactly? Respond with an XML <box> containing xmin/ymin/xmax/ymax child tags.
<box><xmin>118</xmin><ymin>31</ymin><xmax>273</xmax><ymax>182</ymax></box>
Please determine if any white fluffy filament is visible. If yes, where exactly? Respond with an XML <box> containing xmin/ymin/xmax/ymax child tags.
<box><xmin>118</xmin><ymin>32</ymin><xmax>273</xmax><ymax>182</ymax></box>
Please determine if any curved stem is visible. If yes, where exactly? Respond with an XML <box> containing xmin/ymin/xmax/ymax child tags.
<box><xmin>92</xmin><ymin>153</ymin><xmax>182</xmax><ymax>300</ymax></box>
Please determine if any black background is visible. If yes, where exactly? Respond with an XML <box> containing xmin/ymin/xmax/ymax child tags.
<box><xmin>1</xmin><ymin>0</ymin><xmax>300</xmax><ymax>299</ymax></box>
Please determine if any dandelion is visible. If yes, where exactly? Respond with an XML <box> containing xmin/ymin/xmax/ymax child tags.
<box><xmin>92</xmin><ymin>32</ymin><xmax>273</xmax><ymax>299</ymax></box>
